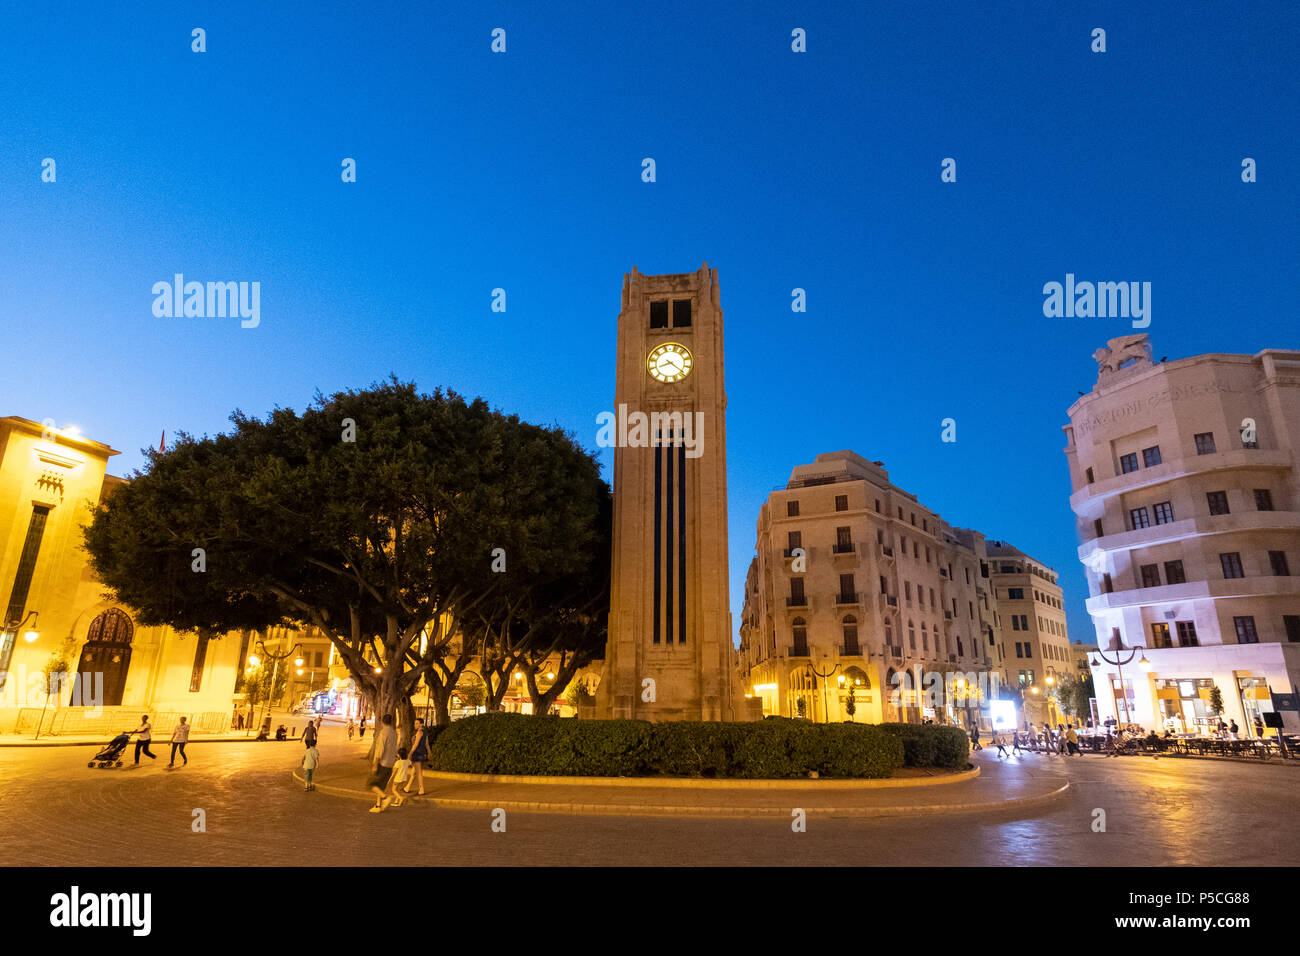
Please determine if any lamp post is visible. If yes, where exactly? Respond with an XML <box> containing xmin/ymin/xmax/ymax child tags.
<box><xmin>1091</xmin><ymin>632</ymin><xmax>1150</xmax><ymax>730</ymax></box>
<box><xmin>7</xmin><ymin>612</ymin><xmax>48</xmax><ymax>739</ymax></box>
<box><xmin>807</xmin><ymin>650</ymin><xmax>840</xmax><ymax>724</ymax></box>
<box><xmin>0</xmin><ymin>611</ymin><xmax>40</xmax><ymax>690</ymax></box>
<box><xmin>254</xmin><ymin>637</ymin><xmax>301</xmax><ymax>738</ymax></box>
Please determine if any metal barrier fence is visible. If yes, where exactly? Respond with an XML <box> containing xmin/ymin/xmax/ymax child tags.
<box><xmin>12</xmin><ymin>708</ymin><xmax>230</xmax><ymax>737</ymax></box>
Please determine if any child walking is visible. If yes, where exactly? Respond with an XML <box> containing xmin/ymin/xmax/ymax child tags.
<box><xmin>379</xmin><ymin>749</ymin><xmax>410</xmax><ymax>806</ymax></box>
<box><xmin>302</xmin><ymin>741</ymin><xmax>320</xmax><ymax>791</ymax></box>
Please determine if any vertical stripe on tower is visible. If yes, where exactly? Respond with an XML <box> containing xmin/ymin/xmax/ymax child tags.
<box><xmin>678</xmin><ymin>438</ymin><xmax>686</xmax><ymax>643</ymax></box>
<box><xmin>665</xmin><ymin>431</ymin><xmax>674</xmax><ymax>644</ymax></box>
<box><xmin>653</xmin><ymin>440</ymin><xmax>661</xmax><ymax>643</ymax></box>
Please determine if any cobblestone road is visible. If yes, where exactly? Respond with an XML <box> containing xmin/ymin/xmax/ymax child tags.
<box><xmin>4</xmin><ymin>725</ymin><xmax>1297</xmax><ymax>866</ymax></box>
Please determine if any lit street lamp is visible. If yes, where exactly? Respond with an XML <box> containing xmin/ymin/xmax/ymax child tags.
<box><xmin>253</xmin><ymin>638</ymin><xmax>301</xmax><ymax>738</ymax></box>
<box><xmin>1091</xmin><ymin>632</ymin><xmax>1149</xmax><ymax>729</ymax></box>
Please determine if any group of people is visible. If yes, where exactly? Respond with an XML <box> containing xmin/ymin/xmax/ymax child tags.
<box><xmin>124</xmin><ymin>714</ymin><xmax>192</xmax><ymax>767</ymax></box>
<box><xmin>970</xmin><ymin>722</ymin><xmax>1084</xmax><ymax>758</ymax></box>
<box><xmin>364</xmin><ymin>715</ymin><xmax>432</xmax><ymax>812</ymax></box>
<box><xmin>297</xmin><ymin>712</ymin><xmax>433</xmax><ymax>812</ymax></box>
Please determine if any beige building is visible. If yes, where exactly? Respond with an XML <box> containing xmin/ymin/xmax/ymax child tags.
<box><xmin>985</xmin><ymin>540</ymin><xmax>1074</xmax><ymax>726</ymax></box>
<box><xmin>0</xmin><ymin>416</ymin><xmax>246</xmax><ymax>734</ymax></box>
<box><xmin>1064</xmin><ymin>335</ymin><xmax>1300</xmax><ymax>735</ymax></box>
<box><xmin>738</xmin><ymin>451</ymin><xmax>997</xmax><ymax>725</ymax></box>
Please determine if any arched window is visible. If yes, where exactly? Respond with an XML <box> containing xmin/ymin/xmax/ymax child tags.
<box><xmin>842</xmin><ymin>665</ymin><xmax>870</xmax><ymax>689</ymax></box>
<box><xmin>87</xmin><ymin>607</ymin><xmax>133</xmax><ymax>644</ymax></box>
<box><xmin>921</xmin><ymin>622</ymin><xmax>929</xmax><ymax>652</ymax></box>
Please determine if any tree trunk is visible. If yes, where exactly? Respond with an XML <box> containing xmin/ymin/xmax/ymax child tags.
<box><xmin>428</xmin><ymin>686</ymin><xmax>454</xmax><ymax>728</ymax></box>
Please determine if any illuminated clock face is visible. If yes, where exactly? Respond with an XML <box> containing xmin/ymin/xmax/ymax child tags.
<box><xmin>647</xmin><ymin>342</ymin><xmax>693</xmax><ymax>383</ymax></box>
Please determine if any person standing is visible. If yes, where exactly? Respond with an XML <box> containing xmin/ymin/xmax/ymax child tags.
<box><xmin>168</xmin><ymin>716</ymin><xmax>191</xmax><ymax>767</ymax></box>
<box><xmin>1057</xmin><ymin>723</ymin><xmax>1068</xmax><ymax>755</ymax></box>
<box><xmin>1229</xmin><ymin>718</ymin><xmax>1240</xmax><ymax>738</ymax></box>
<box><xmin>404</xmin><ymin>718</ymin><xmax>429</xmax><ymax>796</ymax></box>
<box><xmin>1254</xmin><ymin>715</ymin><xmax>1265</xmax><ymax>739</ymax></box>
<box><xmin>1065</xmin><ymin>724</ymin><xmax>1080</xmax><ymax>756</ymax></box>
<box><xmin>366</xmin><ymin>714</ymin><xmax>398</xmax><ymax>812</ymax></box>
<box><xmin>130</xmin><ymin>715</ymin><xmax>156</xmax><ymax>766</ymax></box>
<box><xmin>303</xmin><ymin>718</ymin><xmax>318</xmax><ymax>749</ymax></box>
<box><xmin>302</xmin><ymin>741</ymin><xmax>320</xmax><ymax>791</ymax></box>
<box><xmin>969</xmin><ymin>724</ymin><xmax>982</xmax><ymax>751</ymax></box>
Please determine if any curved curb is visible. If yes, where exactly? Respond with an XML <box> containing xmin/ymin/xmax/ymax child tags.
<box><xmin>420</xmin><ymin>765</ymin><xmax>979</xmax><ymax>789</ymax></box>
<box><xmin>291</xmin><ymin>770</ymin><xmax>1069</xmax><ymax>819</ymax></box>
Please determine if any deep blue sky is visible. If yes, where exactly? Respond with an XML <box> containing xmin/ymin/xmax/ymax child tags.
<box><xmin>3</xmin><ymin>1</ymin><xmax>1296</xmax><ymax>647</ymax></box>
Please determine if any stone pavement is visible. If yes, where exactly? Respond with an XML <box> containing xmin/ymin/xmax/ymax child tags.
<box><xmin>301</xmin><ymin>759</ymin><xmax>1069</xmax><ymax>818</ymax></box>
<box><xmin>5</xmin><ymin>722</ymin><xmax>1300</xmax><ymax>866</ymax></box>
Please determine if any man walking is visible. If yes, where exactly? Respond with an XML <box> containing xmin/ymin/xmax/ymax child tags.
<box><xmin>303</xmin><ymin>717</ymin><xmax>318</xmax><ymax>749</ymax></box>
<box><xmin>367</xmin><ymin>714</ymin><xmax>398</xmax><ymax>813</ymax></box>
<box><xmin>168</xmin><ymin>716</ymin><xmax>191</xmax><ymax>767</ymax></box>
<box><xmin>130</xmin><ymin>715</ymin><xmax>157</xmax><ymax>766</ymax></box>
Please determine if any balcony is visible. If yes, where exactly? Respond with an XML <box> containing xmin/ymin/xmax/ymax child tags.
<box><xmin>939</xmin><ymin>568</ymin><xmax>948</xmax><ymax>578</ymax></box>
<box><xmin>782</xmin><ymin>547</ymin><xmax>804</xmax><ymax>558</ymax></box>
<box><xmin>879</xmin><ymin>545</ymin><xmax>895</xmax><ymax>559</ymax></box>
<box><xmin>832</xmin><ymin>543</ymin><xmax>858</xmax><ymax>563</ymax></box>
<box><xmin>1069</xmin><ymin>447</ymin><xmax>1293</xmax><ymax>515</ymax></box>
<box><xmin>787</xmin><ymin>643</ymin><xmax>810</xmax><ymax>658</ymax></box>
<box><xmin>1078</xmin><ymin>510</ymin><xmax>1300</xmax><ymax>562</ymax></box>
<box><xmin>884</xmin><ymin>595</ymin><xmax>898</xmax><ymax>607</ymax></box>
<box><xmin>1085</xmin><ymin>574</ymin><xmax>1300</xmax><ymax>612</ymax></box>
<box><xmin>944</xmin><ymin>610</ymin><xmax>953</xmax><ymax>620</ymax></box>
<box><xmin>840</xmin><ymin>642</ymin><xmax>863</xmax><ymax>656</ymax></box>
<box><xmin>786</xmin><ymin>596</ymin><xmax>808</xmax><ymax>608</ymax></box>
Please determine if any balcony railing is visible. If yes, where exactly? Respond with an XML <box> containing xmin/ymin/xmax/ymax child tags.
<box><xmin>833</xmin><ymin>543</ymin><xmax>856</xmax><ymax>555</ymax></box>
<box><xmin>880</xmin><ymin>545</ymin><xmax>894</xmax><ymax>557</ymax></box>
<box><xmin>841</xmin><ymin>642</ymin><xmax>862</xmax><ymax>656</ymax></box>
<box><xmin>836</xmin><ymin>592</ymin><xmax>858</xmax><ymax>605</ymax></box>
<box><xmin>788</xmin><ymin>644</ymin><xmax>810</xmax><ymax>657</ymax></box>
<box><xmin>886</xmin><ymin>596</ymin><xmax>898</xmax><ymax>607</ymax></box>
<box><xmin>944</xmin><ymin>610</ymin><xmax>952</xmax><ymax>620</ymax></box>
<box><xmin>782</xmin><ymin>548</ymin><xmax>802</xmax><ymax>558</ymax></box>
<box><xmin>786</xmin><ymin>596</ymin><xmax>808</xmax><ymax>607</ymax></box>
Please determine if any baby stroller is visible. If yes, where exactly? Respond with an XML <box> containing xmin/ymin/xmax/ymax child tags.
<box><xmin>89</xmin><ymin>732</ymin><xmax>130</xmax><ymax>768</ymax></box>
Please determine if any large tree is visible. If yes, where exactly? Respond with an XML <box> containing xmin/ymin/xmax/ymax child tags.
<box><xmin>84</xmin><ymin>380</ymin><xmax>608</xmax><ymax>744</ymax></box>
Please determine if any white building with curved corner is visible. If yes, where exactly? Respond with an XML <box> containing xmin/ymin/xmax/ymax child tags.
<box><xmin>1063</xmin><ymin>337</ymin><xmax>1300</xmax><ymax>735</ymax></box>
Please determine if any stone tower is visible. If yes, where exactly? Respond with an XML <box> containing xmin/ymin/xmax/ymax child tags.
<box><xmin>598</xmin><ymin>264</ymin><xmax>734</xmax><ymax>720</ymax></box>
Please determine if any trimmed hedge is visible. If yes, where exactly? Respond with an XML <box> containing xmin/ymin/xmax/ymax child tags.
<box><xmin>429</xmin><ymin>714</ymin><xmax>969</xmax><ymax>778</ymax></box>
<box><xmin>878</xmin><ymin>722</ymin><xmax>970</xmax><ymax>770</ymax></box>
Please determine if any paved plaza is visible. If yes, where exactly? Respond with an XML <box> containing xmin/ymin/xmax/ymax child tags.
<box><xmin>3</xmin><ymin>722</ymin><xmax>1298</xmax><ymax>867</ymax></box>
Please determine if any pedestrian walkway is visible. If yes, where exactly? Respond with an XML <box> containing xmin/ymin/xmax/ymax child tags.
<box><xmin>292</xmin><ymin>750</ymin><xmax>1070</xmax><ymax>819</ymax></box>
<box><xmin>0</xmin><ymin>709</ymin><xmax>331</xmax><ymax>746</ymax></box>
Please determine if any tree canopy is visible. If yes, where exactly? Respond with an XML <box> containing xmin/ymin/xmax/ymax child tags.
<box><xmin>84</xmin><ymin>380</ymin><xmax>611</xmax><ymax>740</ymax></box>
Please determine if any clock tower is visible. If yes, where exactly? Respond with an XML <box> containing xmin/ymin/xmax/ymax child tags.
<box><xmin>598</xmin><ymin>263</ymin><xmax>735</xmax><ymax>721</ymax></box>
